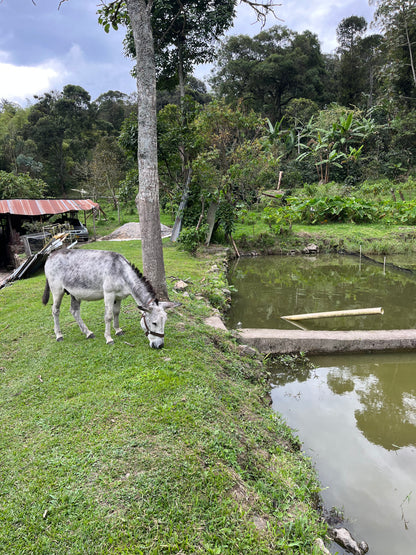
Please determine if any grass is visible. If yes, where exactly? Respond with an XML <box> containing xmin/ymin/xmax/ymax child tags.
<box><xmin>0</xmin><ymin>239</ymin><xmax>327</xmax><ymax>554</ymax></box>
<box><xmin>233</xmin><ymin>213</ymin><xmax>416</xmax><ymax>256</ymax></box>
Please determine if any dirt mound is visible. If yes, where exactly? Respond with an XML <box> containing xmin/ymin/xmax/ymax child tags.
<box><xmin>100</xmin><ymin>222</ymin><xmax>172</xmax><ymax>241</ymax></box>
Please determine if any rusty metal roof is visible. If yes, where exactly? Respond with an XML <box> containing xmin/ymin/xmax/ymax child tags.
<box><xmin>0</xmin><ymin>199</ymin><xmax>98</xmax><ymax>216</ymax></box>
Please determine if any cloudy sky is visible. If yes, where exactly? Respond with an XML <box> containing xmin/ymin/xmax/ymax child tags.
<box><xmin>0</xmin><ymin>0</ymin><xmax>376</xmax><ymax>106</ymax></box>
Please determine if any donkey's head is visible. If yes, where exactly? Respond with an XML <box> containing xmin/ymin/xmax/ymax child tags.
<box><xmin>140</xmin><ymin>301</ymin><xmax>176</xmax><ymax>349</ymax></box>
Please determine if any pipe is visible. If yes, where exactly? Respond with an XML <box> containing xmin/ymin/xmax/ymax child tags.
<box><xmin>281</xmin><ymin>307</ymin><xmax>384</xmax><ymax>321</ymax></box>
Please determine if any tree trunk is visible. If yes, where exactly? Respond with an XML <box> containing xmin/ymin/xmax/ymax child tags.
<box><xmin>170</xmin><ymin>41</ymin><xmax>191</xmax><ymax>242</ymax></box>
<box><xmin>170</xmin><ymin>167</ymin><xmax>192</xmax><ymax>242</ymax></box>
<box><xmin>205</xmin><ymin>201</ymin><xmax>219</xmax><ymax>246</ymax></box>
<box><xmin>404</xmin><ymin>18</ymin><xmax>416</xmax><ymax>89</ymax></box>
<box><xmin>178</xmin><ymin>40</ymin><xmax>186</xmax><ymax>103</ymax></box>
<box><xmin>126</xmin><ymin>0</ymin><xmax>168</xmax><ymax>300</ymax></box>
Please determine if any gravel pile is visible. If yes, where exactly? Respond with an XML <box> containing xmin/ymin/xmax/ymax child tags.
<box><xmin>100</xmin><ymin>222</ymin><xmax>172</xmax><ymax>241</ymax></box>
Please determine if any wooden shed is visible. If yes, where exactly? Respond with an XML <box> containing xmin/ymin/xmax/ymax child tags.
<box><xmin>0</xmin><ymin>199</ymin><xmax>99</xmax><ymax>269</ymax></box>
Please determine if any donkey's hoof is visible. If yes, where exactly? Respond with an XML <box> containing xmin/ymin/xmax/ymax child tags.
<box><xmin>115</xmin><ymin>329</ymin><xmax>124</xmax><ymax>336</ymax></box>
<box><xmin>87</xmin><ymin>332</ymin><xmax>95</xmax><ymax>339</ymax></box>
<box><xmin>57</xmin><ymin>336</ymin><xmax>64</xmax><ymax>342</ymax></box>
<box><xmin>106</xmin><ymin>339</ymin><xmax>114</xmax><ymax>345</ymax></box>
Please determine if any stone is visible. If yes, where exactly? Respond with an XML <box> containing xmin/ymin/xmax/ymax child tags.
<box><xmin>330</xmin><ymin>527</ymin><xmax>368</xmax><ymax>555</ymax></box>
<box><xmin>173</xmin><ymin>280</ymin><xmax>188</xmax><ymax>290</ymax></box>
<box><xmin>237</xmin><ymin>344</ymin><xmax>258</xmax><ymax>357</ymax></box>
<box><xmin>303</xmin><ymin>243</ymin><xmax>318</xmax><ymax>254</ymax></box>
<box><xmin>204</xmin><ymin>316</ymin><xmax>227</xmax><ymax>331</ymax></box>
<box><xmin>314</xmin><ymin>538</ymin><xmax>331</xmax><ymax>555</ymax></box>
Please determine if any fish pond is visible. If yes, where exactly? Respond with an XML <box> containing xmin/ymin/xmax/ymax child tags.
<box><xmin>227</xmin><ymin>255</ymin><xmax>416</xmax><ymax>555</ymax></box>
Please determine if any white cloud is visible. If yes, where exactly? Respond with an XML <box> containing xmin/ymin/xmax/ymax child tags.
<box><xmin>228</xmin><ymin>0</ymin><xmax>375</xmax><ymax>54</ymax></box>
<box><xmin>0</xmin><ymin>40</ymin><xmax>135</xmax><ymax>105</ymax></box>
<box><xmin>0</xmin><ymin>55</ymin><xmax>67</xmax><ymax>103</ymax></box>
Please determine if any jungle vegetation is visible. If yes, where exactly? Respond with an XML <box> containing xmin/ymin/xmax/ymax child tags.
<box><xmin>2</xmin><ymin>1</ymin><xmax>416</xmax><ymax>248</ymax></box>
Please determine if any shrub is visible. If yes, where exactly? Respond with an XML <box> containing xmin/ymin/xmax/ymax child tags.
<box><xmin>0</xmin><ymin>170</ymin><xmax>47</xmax><ymax>199</ymax></box>
<box><xmin>263</xmin><ymin>205</ymin><xmax>295</xmax><ymax>234</ymax></box>
<box><xmin>178</xmin><ymin>225</ymin><xmax>208</xmax><ymax>254</ymax></box>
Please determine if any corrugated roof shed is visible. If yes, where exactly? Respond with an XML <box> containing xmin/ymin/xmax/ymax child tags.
<box><xmin>0</xmin><ymin>199</ymin><xmax>98</xmax><ymax>216</ymax></box>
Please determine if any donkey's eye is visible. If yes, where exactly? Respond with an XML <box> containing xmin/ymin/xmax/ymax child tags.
<box><xmin>152</xmin><ymin>322</ymin><xmax>157</xmax><ymax>327</ymax></box>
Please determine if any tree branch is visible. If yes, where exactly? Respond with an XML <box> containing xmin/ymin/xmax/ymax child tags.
<box><xmin>97</xmin><ymin>1</ymin><xmax>125</xmax><ymax>20</ymax></box>
<box><xmin>241</xmin><ymin>0</ymin><xmax>281</xmax><ymax>27</ymax></box>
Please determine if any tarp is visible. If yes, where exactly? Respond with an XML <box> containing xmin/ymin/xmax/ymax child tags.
<box><xmin>0</xmin><ymin>199</ymin><xmax>98</xmax><ymax>216</ymax></box>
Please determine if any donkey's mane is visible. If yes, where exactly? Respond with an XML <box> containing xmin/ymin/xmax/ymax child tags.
<box><xmin>130</xmin><ymin>263</ymin><xmax>159</xmax><ymax>303</ymax></box>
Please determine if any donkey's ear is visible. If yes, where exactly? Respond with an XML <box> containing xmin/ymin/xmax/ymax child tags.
<box><xmin>160</xmin><ymin>301</ymin><xmax>181</xmax><ymax>310</ymax></box>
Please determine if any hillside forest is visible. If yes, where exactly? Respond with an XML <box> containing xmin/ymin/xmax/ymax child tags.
<box><xmin>2</xmin><ymin>4</ymin><xmax>416</xmax><ymax>243</ymax></box>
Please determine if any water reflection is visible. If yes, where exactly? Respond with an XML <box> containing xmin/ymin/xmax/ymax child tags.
<box><xmin>227</xmin><ymin>254</ymin><xmax>416</xmax><ymax>330</ymax></box>
<box><xmin>271</xmin><ymin>353</ymin><xmax>416</xmax><ymax>449</ymax></box>
<box><xmin>269</xmin><ymin>352</ymin><xmax>416</xmax><ymax>555</ymax></box>
<box><xmin>322</xmin><ymin>354</ymin><xmax>416</xmax><ymax>450</ymax></box>
<box><xmin>229</xmin><ymin>254</ymin><xmax>416</xmax><ymax>553</ymax></box>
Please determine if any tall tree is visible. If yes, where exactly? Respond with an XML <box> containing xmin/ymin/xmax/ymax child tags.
<box><xmin>125</xmin><ymin>0</ymin><xmax>168</xmax><ymax>297</ymax></box>
<box><xmin>370</xmin><ymin>0</ymin><xmax>416</xmax><ymax>108</ymax></box>
<box><xmin>191</xmin><ymin>100</ymin><xmax>273</xmax><ymax>244</ymax></box>
<box><xmin>24</xmin><ymin>85</ymin><xmax>95</xmax><ymax>196</ymax></box>
<box><xmin>0</xmin><ymin>101</ymin><xmax>31</xmax><ymax>173</ymax></box>
<box><xmin>119</xmin><ymin>1</ymin><xmax>272</xmax><ymax>242</ymax></box>
<box><xmin>335</xmin><ymin>16</ymin><xmax>384</xmax><ymax>108</ymax></box>
<box><xmin>211</xmin><ymin>26</ymin><xmax>326</xmax><ymax>121</ymax></box>
<box><xmin>93</xmin><ymin>90</ymin><xmax>136</xmax><ymax>135</ymax></box>
<box><xmin>96</xmin><ymin>0</ymin><xmax>279</xmax><ymax>298</ymax></box>
<box><xmin>357</xmin><ymin>34</ymin><xmax>384</xmax><ymax>108</ymax></box>
<box><xmin>336</xmin><ymin>15</ymin><xmax>367</xmax><ymax>50</ymax></box>
<box><xmin>89</xmin><ymin>135</ymin><xmax>127</xmax><ymax>207</ymax></box>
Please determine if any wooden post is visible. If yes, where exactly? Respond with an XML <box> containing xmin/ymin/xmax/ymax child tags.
<box><xmin>92</xmin><ymin>209</ymin><xmax>96</xmax><ymax>241</ymax></box>
<box><xmin>230</xmin><ymin>235</ymin><xmax>240</xmax><ymax>258</ymax></box>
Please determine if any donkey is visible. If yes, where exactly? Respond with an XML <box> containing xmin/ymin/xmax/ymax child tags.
<box><xmin>42</xmin><ymin>248</ymin><xmax>175</xmax><ymax>348</ymax></box>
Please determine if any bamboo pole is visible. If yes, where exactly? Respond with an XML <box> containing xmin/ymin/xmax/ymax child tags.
<box><xmin>281</xmin><ymin>307</ymin><xmax>384</xmax><ymax>322</ymax></box>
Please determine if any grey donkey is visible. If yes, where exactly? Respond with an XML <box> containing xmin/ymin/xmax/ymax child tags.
<box><xmin>42</xmin><ymin>249</ymin><xmax>175</xmax><ymax>348</ymax></box>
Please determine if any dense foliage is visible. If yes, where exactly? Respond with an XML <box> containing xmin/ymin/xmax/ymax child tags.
<box><xmin>211</xmin><ymin>26</ymin><xmax>327</xmax><ymax>121</ymax></box>
<box><xmin>0</xmin><ymin>90</ymin><xmax>136</xmax><ymax>198</ymax></box>
<box><xmin>2</xmin><ymin>3</ymin><xmax>416</xmax><ymax>245</ymax></box>
<box><xmin>0</xmin><ymin>170</ymin><xmax>47</xmax><ymax>199</ymax></box>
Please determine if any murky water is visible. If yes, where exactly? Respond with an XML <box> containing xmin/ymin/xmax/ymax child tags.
<box><xmin>270</xmin><ymin>353</ymin><xmax>416</xmax><ymax>555</ymax></box>
<box><xmin>227</xmin><ymin>255</ymin><xmax>416</xmax><ymax>554</ymax></box>
<box><xmin>226</xmin><ymin>254</ymin><xmax>416</xmax><ymax>330</ymax></box>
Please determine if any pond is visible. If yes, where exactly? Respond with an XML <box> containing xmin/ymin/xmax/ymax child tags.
<box><xmin>227</xmin><ymin>255</ymin><xmax>416</xmax><ymax>555</ymax></box>
<box><xmin>226</xmin><ymin>254</ymin><xmax>416</xmax><ymax>331</ymax></box>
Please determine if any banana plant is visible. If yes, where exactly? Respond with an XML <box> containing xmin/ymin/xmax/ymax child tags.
<box><xmin>296</xmin><ymin>109</ymin><xmax>375</xmax><ymax>183</ymax></box>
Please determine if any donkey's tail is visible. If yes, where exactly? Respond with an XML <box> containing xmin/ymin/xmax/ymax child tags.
<box><xmin>42</xmin><ymin>279</ymin><xmax>50</xmax><ymax>305</ymax></box>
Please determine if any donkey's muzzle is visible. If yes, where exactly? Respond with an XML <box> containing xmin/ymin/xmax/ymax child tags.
<box><xmin>151</xmin><ymin>341</ymin><xmax>164</xmax><ymax>349</ymax></box>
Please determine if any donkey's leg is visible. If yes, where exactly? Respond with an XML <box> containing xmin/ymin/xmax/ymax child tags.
<box><xmin>103</xmin><ymin>293</ymin><xmax>115</xmax><ymax>345</ymax></box>
<box><xmin>113</xmin><ymin>299</ymin><xmax>124</xmax><ymax>336</ymax></box>
<box><xmin>70</xmin><ymin>296</ymin><xmax>95</xmax><ymax>339</ymax></box>
<box><xmin>51</xmin><ymin>289</ymin><xmax>65</xmax><ymax>342</ymax></box>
